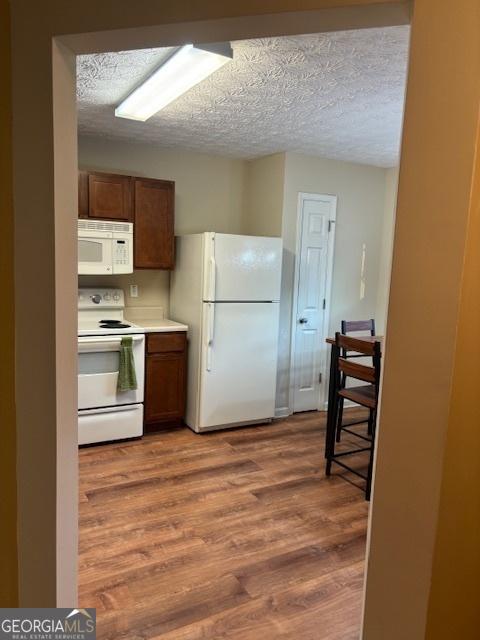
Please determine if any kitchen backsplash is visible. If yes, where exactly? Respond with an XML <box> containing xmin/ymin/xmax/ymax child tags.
<box><xmin>79</xmin><ymin>269</ymin><xmax>170</xmax><ymax>313</ymax></box>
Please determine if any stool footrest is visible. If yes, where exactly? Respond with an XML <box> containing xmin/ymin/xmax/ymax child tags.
<box><xmin>342</xmin><ymin>418</ymin><xmax>369</xmax><ymax>427</ymax></box>
<box><xmin>328</xmin><ymin>458</ymin><xmax>368</xmax><ymax>481</ymax></box>
<box><xmin>331</xmin><ymin>446</ymin><xmax>371</xmax><ymax>458</ymax></box>
<box><xmin>341</xmin><ymin>427</ymin><xmax>372</xmax><ymax>442</ymax></box>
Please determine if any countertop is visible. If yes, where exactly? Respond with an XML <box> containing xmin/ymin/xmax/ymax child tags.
<box><xmin>126</xmin><ymin>317</ymin><xmax>188</xmax><ymax>333</ymax></box>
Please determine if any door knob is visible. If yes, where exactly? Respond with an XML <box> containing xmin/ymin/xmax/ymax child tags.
<box><xmin>298</xmin><ymin>317</ymin><xmax>308</xmax><ymax>324</ymax></box>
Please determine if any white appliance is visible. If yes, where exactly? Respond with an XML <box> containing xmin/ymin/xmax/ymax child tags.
<box><xmin>78</xmin><ymin>219</ymin><xmax>133</xmax><ymax>275</ymax></box>
<box><xmin>170</xmin><ymin>232</ymin><xmax>282</xmax><ymax>433</ymax></box>
<box><xmin>78</xmin><ymin>288</ymin><xmax>145</xmax><ymax>445</ymax></box>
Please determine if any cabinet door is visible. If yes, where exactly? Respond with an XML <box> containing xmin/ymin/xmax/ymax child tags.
<box><xmin>134</xmin><ymin>178</ymin><xmax>174</xmax><ymax>269</ymax></box>
<box><xmin>87</xmin><ymin>172</ymin><xmax>134</xmax><ymax>221</ymax></box>
<box><xmin>145</xmin><ymin>351</ymin><xmax>186</xmax><ymax>424</ymax></box>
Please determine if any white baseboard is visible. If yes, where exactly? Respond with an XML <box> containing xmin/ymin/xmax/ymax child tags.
<box><xmin>276</xmin><ymin>402</ymin><xmax>358</xmax><ymax>416</ymax></box>
<box><xmin>274</xmin><ymin>406</ymin><xmax>292</xmax><ymax>418</ymax></box>
<box><xmin>322</xmin><ymin>399</ymin><xmax>357</xmax><ymax>411</ymax></box>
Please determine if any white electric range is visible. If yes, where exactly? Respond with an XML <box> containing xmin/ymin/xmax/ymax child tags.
<box><xmin>78</xmin><ymin>288</ymin><xmax>145</xmax><ymax>445</ymax></box>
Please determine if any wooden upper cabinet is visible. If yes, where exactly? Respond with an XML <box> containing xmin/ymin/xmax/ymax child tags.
<box><xmin>78</xmin><ymin>171</ymin><xmax>134</xmax><ymax>222</ymax></box>
<box><xmin>134</xmin><ymin>178</ymin><xmax>175</xmax><ymax>270</ymax></box>
<box><xmin>78</xmin><ymin>170</ymin><xmax>175</xmax><ymax>269</ymax></box>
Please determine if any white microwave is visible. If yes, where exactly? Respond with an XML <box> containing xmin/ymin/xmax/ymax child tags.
<box><xmin>78</xmin><ymin>219</ymin><xmax>133</xmax><ymax>275</ymax></box>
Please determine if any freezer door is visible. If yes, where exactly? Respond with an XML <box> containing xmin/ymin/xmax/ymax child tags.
<box><xmin>198</xmin><ymin>302</ymin><xmax>280</xmax><ymax>430</ymax></box>
<box><xmin>206</xmin><ymin>233</ymin><xmax>282</xmax><ymax>302</ymax></box>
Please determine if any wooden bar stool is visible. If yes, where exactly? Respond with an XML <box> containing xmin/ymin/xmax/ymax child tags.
<box><xmin>325</xmin><ymin>332</ymin><xmax>381</xmax><ymax>500</ymax></box>
<box><xmin>336</xmin><ymin>319</ymin><xmax>376</xmax><ymax>442</ymax></box>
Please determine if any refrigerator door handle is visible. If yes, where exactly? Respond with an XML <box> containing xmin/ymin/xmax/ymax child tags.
<box><xmin>208</xmin><ymin>256</ymin><xmax>217</xmax><ymax>301</ymax></box>
<box><xmin>206</xmin><ymin>302</ymin><xmax>215</xmax><ymax>371</ymax></box>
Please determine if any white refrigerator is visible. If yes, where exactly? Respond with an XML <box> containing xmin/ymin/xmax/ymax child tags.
<box><xmin>170</xmin><ymin>232</ymin><xmax>282</xmax><ymax>433</ymax></box>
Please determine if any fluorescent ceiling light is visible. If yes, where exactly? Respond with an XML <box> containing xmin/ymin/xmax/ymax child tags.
<box><xmin>115</xmin><ymin>44</ymin><xmax>232</xmax><ymax>122</ymax></box>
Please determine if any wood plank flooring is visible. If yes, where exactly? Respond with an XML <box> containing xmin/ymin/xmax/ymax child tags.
<box><xmin>79</xmin><ymin>409</ymin><xmax>370</xmax><ymax>640</ymax></box>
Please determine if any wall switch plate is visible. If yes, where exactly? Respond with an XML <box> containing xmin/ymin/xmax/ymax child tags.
<box><xmin>130</xmin><ymin>284</ymin><xmax>139</xmax><ymax>298</ymax></box>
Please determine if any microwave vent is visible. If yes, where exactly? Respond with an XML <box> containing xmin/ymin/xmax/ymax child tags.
<box><xmin>78</xmin><ymin>219</ymin><xmax>132</xmax><ymax>233</ymax></box>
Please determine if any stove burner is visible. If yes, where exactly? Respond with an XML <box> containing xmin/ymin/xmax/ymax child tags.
<box><xmin>100</xmin><ymin>319</ymin><xmax>122</xmax><ymax>324</ymax></box>
<box><xmin>100</xmin><ymin>322</ymin><xmax>131</xmax><ymax>329</ymax></box>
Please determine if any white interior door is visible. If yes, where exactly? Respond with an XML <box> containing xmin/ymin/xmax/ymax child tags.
<box><xmin>199</xmin><ymin>302</ymin><xmax>279</xmax><ymax>430</ymax></box>
<box><xmin>292</xmin><ymin>193</ymin><xmax>336</xmax><ymax>412</ymax></box>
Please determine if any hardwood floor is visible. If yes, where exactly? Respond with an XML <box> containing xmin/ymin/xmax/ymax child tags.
<box><xmin>79</xmin><ymin>409</ymin><xmax>370</xmax><ymax>640</ymax></box>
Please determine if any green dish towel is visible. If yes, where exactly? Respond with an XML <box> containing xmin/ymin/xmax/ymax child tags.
<box><xmin>117</xmin><ymin>336</ymin><xmax>138</xmax><ymax>392</ymax></box>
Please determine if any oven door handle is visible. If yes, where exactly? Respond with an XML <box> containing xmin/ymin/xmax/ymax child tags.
<box><xmin>79</xmin><ymin>404</ymin><xmax>141</xmax><ymax>416</ymax></box>
<box><xmin>78</xmin><ymin>335</ymin><xmax>144</xmax><ymax>353</ymax></box>
<box><xmin>78</xmin><ymin>335</ymin><xmax>144</xmax><ymax>344</ymax></box>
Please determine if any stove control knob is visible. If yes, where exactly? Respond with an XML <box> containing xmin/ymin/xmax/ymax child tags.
<box><xmin>113</xmin><ymin>293</ymin><xmax>120</xmax><ymax>302</ymax></box>
<box><xmin>103</xmin><ymin>293</ymin><xmax>111</xmax><ymax>301</ymax></box>
<box><xmin>90</xmin><ymin>294</ymin><xmax>102</xmax><ymax>305</ymax></box>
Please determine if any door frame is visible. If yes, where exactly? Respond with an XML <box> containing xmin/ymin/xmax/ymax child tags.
<box><xmin>289</xmin><ymin>192</ymin><xmax>337</xmax><ymax>414</ymax></box>
<box><xmin>9</xmin><ymin>2</ymin><xmax>480</xmax><ymax>636</ymax></box>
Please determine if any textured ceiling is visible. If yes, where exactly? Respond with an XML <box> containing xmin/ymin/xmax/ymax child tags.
<box><xmin>77</xmin><ymin>27</ymin><xmax>409</xmax><ymax>167</ymax></box>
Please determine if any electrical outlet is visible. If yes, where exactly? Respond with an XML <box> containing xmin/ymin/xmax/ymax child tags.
<box><xmin>130</xmin><ymin>284</ymin><xmax>139</xmax><ymax>298</ymax></box>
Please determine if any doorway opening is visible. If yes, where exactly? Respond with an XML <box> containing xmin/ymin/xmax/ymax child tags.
<box><xmin>73</xmin><ymin>19</ymin><xmax>408</xmax><ymax>640</ymax></box>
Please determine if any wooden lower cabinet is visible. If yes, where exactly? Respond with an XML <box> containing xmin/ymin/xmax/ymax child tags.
<box><xmin>144</xmin><ymin>332</ymin><xmax>187</xmax><ymax>432</ymax></box>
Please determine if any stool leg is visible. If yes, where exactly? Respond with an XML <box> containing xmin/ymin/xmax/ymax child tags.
<box><xmin>366</xmin><ymin>449</ymin><xmax>373</xmax><ymax>500</ymax></box>
<box><xmin>325</xmin><ymin>387</ymin><xmax>340</xmax><ymax>476</ymax></box>
<box><xmin>367</xmin><ymin>410</ymin><xmax>373</xmax><ymax>436</ymax></box>
<box><xmin>325</xmin><ymin>344</ymin><xmax>339</xmax><ymax>460</ymax></box>
<box><xmin>335</xmin><ymin>396</ymin><xmax>344</xmax><ymax>442</ymax></box>
<box><xmin>325</xmin><ymin>390</ymin><xmax>338</xmax><ymax>476</ymax></box>
<box><xmin>365</xmin><ymin>409</ymin><xmax>376</xmax><ymax>500</ymax></box>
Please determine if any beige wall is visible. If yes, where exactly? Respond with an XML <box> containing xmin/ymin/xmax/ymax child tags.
<box><xmin>52</xmin><ymin>40</ymin><xmax>79</xmax><ymax>607</ymax></box>
<box><xmin>425</xmin><ymin>112</ymin><xmax>480</xmax><ymax>640</ymax></box>
<box><xmin>79</xmin><ymin>136</ymin><xmax>247</xmax><ymax>235</ymax></box>
<box><xmin>244</xmin><ymin>153</ymin><xmax>285</xmax><ymax>236</ymax></box>
<box><xmin>363</xmin><ymin>1</ymin><xmax>480</xmax><ymax>637</ymax></box>
<box><xmin>78</xmin><ymin>136</ymin><xmax>248</xmax><ymax>313</ymax></box>
<box><xmin>80</xmin><ymin>138</ymin><xmax>393</xmax><ymax>414</ymax></box>
<box><xmin>10</xmin><ymin>3</ymin><xmax>480</xmax><ymax>638</ymax></box>
<box><xmin>79</xmin><ymin>271</ymin><xmax>170</xmax><ymax>314</ymax></box>
<box><xmin>375</xmin><ymin>166</ymin><xmax>399</xmax><ymax>333</ymax></box>
<box><xmin>276</xmin><ymin>152</ymin><xmax>389</xmax><ymax>412</ymax></box>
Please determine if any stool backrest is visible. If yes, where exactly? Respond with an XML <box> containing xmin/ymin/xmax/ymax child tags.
<box><xmin>338</xmin><ymin>358</ymin><xmax>376</xmax><ymax>383</ymax></box>
<box><xmin>336</xmin><ymin>334</ymin><xmax>377</xmax><ymax>356</ymax></box>
<box><xmin>341</xmin><ymin>319</ymin><xmax>376</xmax><ymax>336</ymax></box>
<box><xmin>335</xmin><ymin>332</ymin><xmax>381</xmax><ymax>387</ymax></box>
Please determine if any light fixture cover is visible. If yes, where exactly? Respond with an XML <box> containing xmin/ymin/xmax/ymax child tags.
<box><xmin>115</xmin><ymin>44</ymin><xmax>232</xmax><ymax>122</ymax></box>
